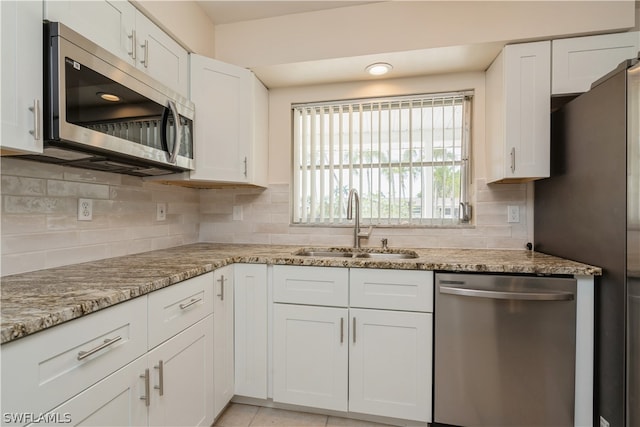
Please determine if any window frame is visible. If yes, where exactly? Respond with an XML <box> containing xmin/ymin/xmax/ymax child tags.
<box><xmin>291</xmin><ymin>91</ymin><xmax>473</xmax><ymax>227</ymax></box>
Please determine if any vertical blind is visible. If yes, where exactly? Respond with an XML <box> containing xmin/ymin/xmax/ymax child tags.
<box><xmin>292</xmin><ymin>92</ymin><xmax>472</xmax><ymax>226</ymax></box>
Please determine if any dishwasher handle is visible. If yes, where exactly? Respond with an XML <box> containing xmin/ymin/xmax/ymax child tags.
<box><xmin>439</xmin><ymin>285</ymin><xmax>574</xmax><ymax>301</ymax></box>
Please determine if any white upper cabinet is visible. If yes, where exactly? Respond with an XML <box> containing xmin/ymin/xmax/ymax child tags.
<box><xmin>133</xmin><ymin>11</ymin><xmax>189</xmax><ymax>96</ymax></box>
<box><xmin>485</xmin><ymin>41</ymin><xmax>551</xmax><ymax>184</ymax></box>
<box><xmin>248</xmin><ymin>74</ymin><xmax>269</xmax><ymax>187</ymax></box>
<box><xmin>190</xmin><ymin>55</ymin><xmax>250</xmax><ymax>183</ymax></box>
<box><xmin>552</xmin><ymin>32</ymin><xmax>639</xmax><ymax>95</ymax></box>
<box><xmin>183</xmin><ymin>54</ymin><xmax>268</xmax><ymax>186</ymax></box>
<box><xmin>1</xmin><ymin>0</ymin><xmax>43</xmax><ymax>155</ymax></box>
<box><xmin>44</xmin><ymin>0</ymin><xmax>136</xmax><ymax>65</ymax></box>
<box><xmin>44</xmin><ymin>0</ymin><xmax>188</xmax><ymax>96</ymax></box>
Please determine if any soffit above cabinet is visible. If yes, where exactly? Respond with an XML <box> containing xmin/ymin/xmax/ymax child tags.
<box><xmin>197</xmin><ymin>0</ymin><xmax>635</xmax><ymax>88</ymax></box>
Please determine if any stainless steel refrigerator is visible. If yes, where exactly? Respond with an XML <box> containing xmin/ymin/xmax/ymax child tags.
<box><xmin>535</xmin><ymin>58</ymin><xmax>639</xmax><ymax>427</ymax></box>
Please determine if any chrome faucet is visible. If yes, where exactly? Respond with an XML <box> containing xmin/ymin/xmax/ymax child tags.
<box><xmin>346</xmin><ymin>188</ymin><xmax>372</xmax><ymax>249</ymax></box>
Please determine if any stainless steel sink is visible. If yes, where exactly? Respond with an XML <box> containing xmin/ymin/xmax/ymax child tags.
<box><xmin>293</xmin><ymin>248</ymin><xmax>419</xmax><ymax>260</ymax></box>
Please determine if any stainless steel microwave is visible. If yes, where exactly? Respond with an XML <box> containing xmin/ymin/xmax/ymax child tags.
<box><xmin>22</xmin><ymin>22</ymin><xmax>195</xmax><ymax>176</ymax></box>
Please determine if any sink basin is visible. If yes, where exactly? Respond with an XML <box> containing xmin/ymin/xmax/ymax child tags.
<box><xmin>293</xmin><ymin>248</ymin><xmax>419</xmax><ymax>260</ymax></box>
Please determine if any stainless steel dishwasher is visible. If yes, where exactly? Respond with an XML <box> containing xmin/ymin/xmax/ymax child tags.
<box><xmin>434</xmin><ymin>273</ymin><xmax>577</xmax><ymax>427</ymax></box>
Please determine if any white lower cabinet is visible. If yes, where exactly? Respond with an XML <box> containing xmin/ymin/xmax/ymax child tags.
<box><xmin>148</xmin><ymin>316</ymin><xmax>214</xmax><ymax>427</ymax></box>
<box><xmin>213</xmin><ymin>266</ymin><xmax>235</xmax><ymax>418</ymax></box>
<box><xmin>272</xmin><ymin>266</ymin><xmax>434</xmax><ymax>423</ymax></box>
<box><xmin>233</xmin><ymin>263</ymin><xmax>268</xmax><ymax>399</ymax></box>
<box><xmin>1</xmin><ymin>297</ymin><xmax>148</xmax><ymax>425</ymax></box>
<box><xmin>1</xmin><ymin>273</ymin><xmax>215</xmax><ymax>427</ymax></box>
<box><xmin>38</xmin><ymin>317</ymin><xmax>213</xmax><ymax>427</ymax></box>
<box><xmin>348</xmin><ymin>309</ymin><xmax>432</xmax><ymax>422</ymax></box>
<box><xmin>32</xmin><ymin>356</ymin><xmax>149</xmax><ymax>427</ymax></box>
<box><xmin>273</xmin><ymin>304</ymin><xmax>349</xmax><ymax>412</ymax></box>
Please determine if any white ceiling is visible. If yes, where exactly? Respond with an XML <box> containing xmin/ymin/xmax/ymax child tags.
<box><xmin>195</xmin><ymin>1</ymin><xmax>502</xmax><ymax>87</ymax></box>
<box><xmin>196</xmin><ymin>1</ymin><xmax>379</xmax><ymax>25</ymax></box>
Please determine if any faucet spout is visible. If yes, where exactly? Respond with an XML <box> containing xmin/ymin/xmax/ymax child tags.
<box><xmin>347</xmin><ymin>188</ymin><xmax>363</xmax><ymax>249</ymax></box>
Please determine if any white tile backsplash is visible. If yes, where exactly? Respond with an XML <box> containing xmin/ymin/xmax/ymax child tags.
<box><xmin>1</xmin><ymin>158</ymin><xmax>533</xmax><ymax>276</ymax></box>
<box><xmin>1</xmin><ymin>158</ymin><xmax>200</xmax><ymax>276</ymax></box>
<box><xmin>197</xmin><ymin>179</ymin><xmax>533</xmax><ymax>250</ymax></box>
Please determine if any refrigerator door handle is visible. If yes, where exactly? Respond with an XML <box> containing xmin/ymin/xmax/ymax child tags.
<box><xmin>439</xmin><ymin>285</ymin><xmax>574</xmax><ymax>301</ymax></box>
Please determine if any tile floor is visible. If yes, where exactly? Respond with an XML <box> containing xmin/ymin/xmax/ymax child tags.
<box><xmin>214</xmin><ymin>403</ymin><xmax>394</xmax><ymax>427</ymax></box>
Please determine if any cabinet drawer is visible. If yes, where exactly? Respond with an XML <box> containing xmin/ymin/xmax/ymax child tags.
<box><xmin>350</xmin><ymin>269</ymin><xmax>433</xmax><ymax>312</ymax></box>
<box><xmin>0</xmin><ymin>297</ymin><xmax>147</xmax><ymax>420</ymax></box>
<box><xmin>148</xmin><ymin>272</ymin><xmax>214</xmax><ymax>349</ymax></box>
<box><xmin>273</xmin><ymin>265</ymin><xmax>348</xmax><ymax>307</ymax></box>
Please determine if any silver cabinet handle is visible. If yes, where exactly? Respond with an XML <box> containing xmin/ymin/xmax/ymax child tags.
<box><xmin>244</xmin><ymin>156</ymin><xmax>248</xmax><ymax>177</ymax></box>
<box><xmin>340</xmin><ymin>317</ymin><xmax>344</xmax><ymax>344</ymax></box>
<box><xmin>77</xmin><ymin>335</ymin><xmax>122</xmax><ymax>360</ymax></box>
<box><xmin>439</xmin><ymin>285</ymin><xmax>574</xmax><ymax>301</ymax></box>
<box><xmin>154</xmin><ymin>360</ymin><xmax>164</xmax><ymax>396</ymax></box>
<box><xmin>140</xmin><ymin>368</ymin><xmax>150</xmax><ymax>407</ymax></box>
<box><xmin>179</xmin><ymin>297</ymin><xmax>202</xmax><ymax>310</ymax></box>
<box><xmin>217</xmin><ymin>275</ymin><xmax>225</xmax><ymax>300</ymax></box>
<box><xmin>510</xmin><ymin>147</ymin><xmax>516</xmax><ymax>173</ymax></box>
<box><xmin>140</xmin><ymin>39</ymin><xmax>149</xmax><ymax>68</ymax></box>
<box><xmin>352</xmin><ymin>317</ymin><xmax>356</xmax><ymax>344</ymax></box>
<box><xmin>28</xmin><ymin>99</ymin><xmax>40</xmax><ymax>141</ymax></box>
<box><xmin>128</xmin><ymin>30</ymin><xmax>136</xmax><ymax>60</ymax></box>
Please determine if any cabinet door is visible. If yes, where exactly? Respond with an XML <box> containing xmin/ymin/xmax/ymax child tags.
<box><xmin>134</xmin><ymin>12</ymin><xmax>189</xmax><ymax>97</ymax></box>
<box><xmin>148</xmin><ymin>316</ymin><xmax>214</xmax><ymax>427</ymax></box>
<box><xmin>213</xmin><ymin>266</ymin><xmax>235</xmax><ymax>418</ymax></box>
<box><xmin>234</xmin><ymin>263</ymin><xmax>268</xmax><ymax>399</ymax></box>
<box><xmin>189</xmin><ymin>54</ymin><xmax>251</xmax><ymax>183</ymax></box>
<box><xmin>1</xmin><ymin>0</ymin><xmax>43</xmax><ymax>154</ymax></box>
<box><xmin>29</xmin><ymin>357</ymin><xmax>149</xmax><ymax>427</ymax></box>
<box><xmin>486</xmin><ymin>41</ymin><xmax>551</xmax><ymax>183</ymax></box>
<box><xmin>248</xmin><ymin>73</ymin><xmax>269</xmax><ymax>187</ymax></box>
<box><xmin>552</xmin><ymin>32</ymin><xmax>639</xmax><ymax>95</ymax></box>
<box><xmin>349</xmin><ymin>309</ymin><xmax>432</xmax><ymax>422</ymax></box>
<box><xmin>273</xmin><ymin>304</ymin><xmax>348</xmax><ymax>412</ymax></box>
<box><xmin>44</xmin><ymin>0</ymin><xmax>136</xmax><ymax>65</ymax></box>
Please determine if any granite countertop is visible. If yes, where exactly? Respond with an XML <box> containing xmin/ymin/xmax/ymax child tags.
<box><xmin>0</xmin><ymin>243</ymin><xmax>601</xmax><ymax>344</ymax></box>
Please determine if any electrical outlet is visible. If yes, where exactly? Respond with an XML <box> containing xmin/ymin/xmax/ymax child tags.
<box><xmin>600</xmin><ymin>417</ymin><xmax>610</xmax><ymax>427</ymax></box>
<box><xmin>157</xmin><ymin>203</ymin><xmax>167</xmax><ymax>221</ymax></box>
<box><xmin>507</xmin><ymin>205</ymin><xmax>520</xmax><ymax>223</ymax></box>
<box><xmin>78</xmin><ymin>198</ymin><xmax>93</xmax><ymax>221</ymax></box>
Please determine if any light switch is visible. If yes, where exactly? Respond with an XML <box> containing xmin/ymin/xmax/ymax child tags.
<box><xmin>157</xmin><ymin>203</ymin><xmax>167</xmax><ymax>221</ymax></box>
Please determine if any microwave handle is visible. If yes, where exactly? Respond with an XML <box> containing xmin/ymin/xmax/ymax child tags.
<box><xmin>160</xmin><ymin>100</ymin><xmax>182</xmax><ymax>164</ymax></box>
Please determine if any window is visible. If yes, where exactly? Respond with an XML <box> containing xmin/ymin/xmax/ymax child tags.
<box><xmin>292</xmin><ymin>92</ymin><xmax>472</xmax><ymax>226</ymax></box>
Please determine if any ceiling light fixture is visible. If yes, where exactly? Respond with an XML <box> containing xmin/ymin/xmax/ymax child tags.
<box><xmin>97</xmin><ymin>92</ymin><xmax>120</xmax><ymax>102</ymax></box>
<box><xmin>365</xmin><ymin>62</ymin><xmax>393</xmax><ymax>76</ymax></box>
